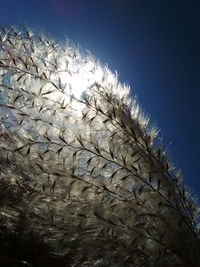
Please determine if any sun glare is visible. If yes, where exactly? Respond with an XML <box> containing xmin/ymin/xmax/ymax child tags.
<box><xmin>60</xmin><ymin>59</ymin><xmax>104</xmax><ymax>99</ymax></box>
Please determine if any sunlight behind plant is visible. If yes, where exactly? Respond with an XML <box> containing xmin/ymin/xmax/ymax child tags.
<box><xmin>0</xmin><ymin>26</ymin><xmax>200</xmax><ymax>267</ymax></box>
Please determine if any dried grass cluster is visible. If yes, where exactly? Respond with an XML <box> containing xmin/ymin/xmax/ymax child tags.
<box><xmin>0</xmin><ymin>26</ymin><xmax>200</xmax><ymax>267</ymax></box>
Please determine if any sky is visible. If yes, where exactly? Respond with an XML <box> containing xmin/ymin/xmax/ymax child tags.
<box><xmin>0</xmin><ymin>0</ymin><xmax>200</xmax><ymax>198</ymax></box>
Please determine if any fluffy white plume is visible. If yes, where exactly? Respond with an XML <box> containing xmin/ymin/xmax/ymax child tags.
<box><xmin>0</xmin><ymin>26</ymin><xmax>200</xmax><ymax>266</ymax></box>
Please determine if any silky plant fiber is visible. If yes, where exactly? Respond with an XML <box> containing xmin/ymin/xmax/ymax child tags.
<box><xmin>0</xmin><ymin>26</ymin><xmax>200</xmax><ymax>267</ymax></box>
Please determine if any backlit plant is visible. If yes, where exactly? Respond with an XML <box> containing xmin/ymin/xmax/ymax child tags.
<box><xmin>0</xmin><ymin>26</ymin><xmax>200</xmax><ymax>266</ymax></box>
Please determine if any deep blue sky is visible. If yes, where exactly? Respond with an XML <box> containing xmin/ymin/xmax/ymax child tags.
<box><xmin>1</xmin><ymin>0</ymin><xmax>200</xmax><ymax>197</ymax></box>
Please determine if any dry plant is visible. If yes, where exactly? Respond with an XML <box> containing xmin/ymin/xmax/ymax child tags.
<box><xmin>0</xmin><ymin>26</ymin><xmax>200</xmax><ymax>267</ymax></box>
